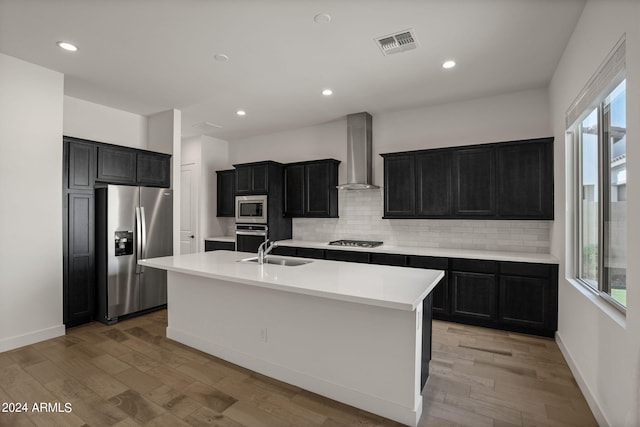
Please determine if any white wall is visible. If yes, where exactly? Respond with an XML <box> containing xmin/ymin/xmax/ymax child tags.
<box><xmin>229</xmin><ymin>88</ymin><xmax>551</xmax><ymax>188</ymax></box>
<box><xmin>63</xmin><ymin>96</ymin><xmax>147</xmax><ymax>149</ymax></box>
<box><xmin>549</xmin><ymin>1</ymin><xmax>640</xmax><ymax>425</ymax></box>
<box><xmin>0</xmin><ymin>53</ymin><xmax>65</xmax><ymax>351</ymax></box>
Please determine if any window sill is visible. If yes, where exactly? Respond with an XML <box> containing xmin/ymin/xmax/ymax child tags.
<box><xmin>566</xmin><ymin>278</ymin><xmax>626</xmax><ymax>329</ymax></box>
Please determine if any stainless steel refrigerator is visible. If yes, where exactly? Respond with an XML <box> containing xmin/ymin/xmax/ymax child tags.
<box><xmin>96</xmin><ymin>185</ymin><xmax>173</xmax><ymax>324</ymax></box>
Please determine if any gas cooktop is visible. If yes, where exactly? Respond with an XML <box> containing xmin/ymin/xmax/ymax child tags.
<box><xmin>329</xmin><ymin>240</ymin><xmax>384</xmax><ymax>248</ymax></box>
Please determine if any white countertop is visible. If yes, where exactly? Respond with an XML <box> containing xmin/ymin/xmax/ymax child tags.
<box><xmin>205</xmin><ymin>236</ymin><xmax>235</xmax><ymax>242</ymax></box>
<box><xmin>278</xmin><ymin>239</ymin><xmax>559</xmax><ymax>264</ymax></box>
<box><xmin>139</xmin><ymin>250</ymin><xmax>443</xmax><ymax>311</ymax></box>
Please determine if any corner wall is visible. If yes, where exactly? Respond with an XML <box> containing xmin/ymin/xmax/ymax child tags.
<box><xmin>549</xmin><ymin>1</ymin><xmax>640</xmax><ymax>425</ymax></box>
<box><xmin>0</xmin><ymin>53</ymin><xmax>65</xmax><ymax>351</ymax></box>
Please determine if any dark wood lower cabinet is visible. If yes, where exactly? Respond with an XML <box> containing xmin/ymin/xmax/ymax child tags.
<box><xmin>277</xmin><ymin>245</ymin><xmax>558</xmax><ymax>337</ymax></box>
<box><xmin>451</xmin><ymin>271</ymin><xmax>497</xmax><ymax>322</ymax></box>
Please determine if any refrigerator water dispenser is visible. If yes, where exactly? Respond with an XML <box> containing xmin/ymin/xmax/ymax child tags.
<box><xmin>115</xmin><ymin>231</ymin><xmax>133</xmax><ymax>256</ymax></box>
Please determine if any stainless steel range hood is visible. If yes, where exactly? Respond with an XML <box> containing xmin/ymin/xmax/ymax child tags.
<box><xmin>337</xmin><ymin>112</ymin><xmax>379</xmax><ymax>190</ymax></box>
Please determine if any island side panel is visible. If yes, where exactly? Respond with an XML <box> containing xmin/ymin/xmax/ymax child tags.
<box><xmin>166</xmin><ymin>270</ymin><xmax>424</xmax><ymax>426</ymax></box>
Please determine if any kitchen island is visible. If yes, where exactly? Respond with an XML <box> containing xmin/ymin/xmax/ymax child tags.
<box><xmin>139</xmin><ymin>250</ymin><xmax>444</xmax><ymax>426</ymax></box>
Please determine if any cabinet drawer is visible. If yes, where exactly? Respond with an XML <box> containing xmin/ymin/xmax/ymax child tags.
<box><xmin>325</xmin><ymin>250</ymin><xmax>369</xmax><ymax>264</ymax></box>
<box><xmin>296</xmin><ymin>248</ymin><xmax>325</xmax><ymax>259</ymax></box>
<box><xmin>407</xmin><ymin>256</ymin><xmax>448</xmax><ymax>270</ymax></box>
<box><xmin>499</xmin><ymin>262</ymin><xmax>550</xmax><ymax>278</ymax></box>
<box><xmin>271</xmin><ymin>246</ymin><xmax>297</xmax><ymax>256</ymax></box>
<box><xmin>204</xmin><ymin>241</ymin><xmax>235</xmax><ymax>252</ymax></box>
<box><xmin>451</xmin><ymin>258</ymin><xmax>498</xmax><ymax>274</ymax></box>
<box><xmin>370</xmin><ymin>253</ymin><xmax>406</xmax><ymax>266</ymax></box>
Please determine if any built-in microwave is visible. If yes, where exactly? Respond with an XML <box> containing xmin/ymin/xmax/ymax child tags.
<box><xmin>235</xmin><ymin>195</ymin><xmax>268</xmax><ymax>223</ymax></box>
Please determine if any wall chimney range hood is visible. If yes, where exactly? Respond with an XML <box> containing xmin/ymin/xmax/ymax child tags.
<box><xmin>337</xmin><ymin>112</ymin><xmax>379</xmax><ymax>190</ymax></box>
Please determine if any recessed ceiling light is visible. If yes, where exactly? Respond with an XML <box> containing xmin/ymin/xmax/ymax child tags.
<box><xmin>57</xmin><ymin>41</ymin><xmax>78</xmax><ymax>52</ymax></box>
<box><xmin>214</xmin><ymin>53</ymin><xmax>229</xmax><ymax>62</ymax></box>
<box><xmin>321</xmin><ymin>89</ymin><xmax>333</xmax><ymax>96</ymax></box>
<box><xmin>236</xmin><ymin>110</ymin><xmax>246</xmax><ymax>116</ymax></box>
<box><xmin>442</xmin><ymin>60</ymin><xmax>456</xmax><ymax>69</ymax></box>
<box><xmin>314</xmin><ymin>13</ymin><xmax>332</xmax><ymax>24</ymax></box>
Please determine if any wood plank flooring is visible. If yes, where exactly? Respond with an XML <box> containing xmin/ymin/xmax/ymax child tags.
<box><xmin>0</xmin><ymin>311</ymin><xmax>597</xmax><ymax>426</ymax></box>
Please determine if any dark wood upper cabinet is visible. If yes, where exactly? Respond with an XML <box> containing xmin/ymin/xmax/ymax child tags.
<box><xmin>284</xmin><ymin>159</ymin><xmax>339</xmax><ymax>218</ymax></box>
<box><xmin>234</xmin><ymin>162</ymin><xmax>270</xmax><ymax>194</ymax></box>
<box><xmin>383</xmin><ymin>154</ymin><xmax>415</xmax><ymax>217</ymax></box>
<box><xmin>284</xmin><ymin>164</ymin><xmax>305</xmax><ymax>216</ymax></box>
<box><xmin>67</xmin><ymin>141</ymin><xmax>96</xmax><ymax>190</ymax></box>
<box><xmin>137</xmin><ymin>152</ymin><xmax>171</xmax><ymax>187</ymax></box>
<box><xmin>97</xmin><ymin>146</ymin><xmax>137</xmax><ymax>185</ymax></box>
<box><xmin>416</xmin><ymin>150</ymin><xmax>452</xmax><ymax>216</ymax></box>
<box><xmin>497</xmin><ymin>138</ymin><xmax>553</xmax><ymax>219</ymax></box>
<box><xmin>453</xmin><ymin>146</ymin><xmax>495</xmax><ymax>217</ymax></box>
<box><xmin>216</xmin><ymin>169</ymin><xmax>236</xmax><ymax>217</ymax></box>
<box><xmin>381</xmin><ymin>137</ymin><xmax>553</xmax><ymax>220</ymax></box>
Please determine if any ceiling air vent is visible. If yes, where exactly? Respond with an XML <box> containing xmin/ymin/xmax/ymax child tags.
<box><xmin>375</xmin><ymin>29</ymin><xmax>418</xmax><ymax>56</ymax></box>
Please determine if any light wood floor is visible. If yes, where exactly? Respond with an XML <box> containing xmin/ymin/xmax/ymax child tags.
<box><xmin>0</xmin><ymin>310</ymin><xmax>597</xmax><ymax>427</ymax></box>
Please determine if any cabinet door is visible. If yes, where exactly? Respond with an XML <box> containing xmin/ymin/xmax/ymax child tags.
<box><xmin>235</xmin><ymin>166</ymin><xmax>252</xmax><ymax>194</ymax></box>
<box><xmin>384</xmin><ymin>155</ymin><xmax>415</xmax><ymax>217</ymax></box>
<box><xmin>416</xmin><ymin>151</ymin><xmax>452</xmax><ymax>216</ymax></box>
<box><xmin>451</xmin><ymin>271</ymin><xmax>497</xmax><ymax>321</ymax></box>
<box><xmin>66</xmin><ymin>193</ymin><xmax>95</xmax><ymax>327</ymax></box>
<box><xmin>137</xmin><ymin>152</ymin><xmax>171</xmax><ymax>187</ymax></box>
<box><xmin>497</xmin><ymin>139</ymin><xmax>553</xmax><ymax>218</ymax></box>
<box><xmin>216</xmin><ymin>170</ymin><xmax>236</xmax><ymax>217</ymax></box>
<box><xmin>68</xmin><ymin>141</ymin><xmax>96</xmax><ymax>190</ymax></box>
<box><xmin>453</xmin><ymin>147</ymin><xmax>495</xmax><ymax>216</ymax></box>
<box><xmin>306</xmin><ymin>161</ymin><xmax>337</xmax><ymax>217</ymax></box>
<box><xmin>97</xmin><ymin>146</ymin><xmax>136</xmax><ymax>184</ymax></box>
<box><xmin>284</xmin><ymin>164</ymin><xmax>305</xmax><ymax>216</ymax></box>
<box><xmin>499</xmin><ymin>275</ymin><xmax>547</xmax><ymax>330</ymax></box>
<box><xmin>251</xmin><ymin>164</ymin><xmax>269</xmax><ymax>193</ymax></box>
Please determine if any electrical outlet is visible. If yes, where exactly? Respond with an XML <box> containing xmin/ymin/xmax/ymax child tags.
<box><xmin>260</xmin><ymin>328</ymin><xmax>268</xmax><ymax>343</ymax></box>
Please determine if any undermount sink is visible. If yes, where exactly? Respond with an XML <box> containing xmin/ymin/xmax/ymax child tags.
<box><xmin>239</xmin><ymin>256</ymin><xmax>312</xmax><ymax>267</ymax></box>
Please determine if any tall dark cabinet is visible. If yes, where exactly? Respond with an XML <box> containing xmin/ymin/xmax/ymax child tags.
<box><xmin>216</xmin><ymin>169</ymin><xmax>235</xmax><ymax>217</ymax></box>
<box><xmin>64</xmin><ymin>140</ymin><xmax>97</xmax><ymax>327</ymax></box>
<box><xmin>63</xmin><ymin>136</ymin><xmax>171</xmax><ymax>327</ymax></box>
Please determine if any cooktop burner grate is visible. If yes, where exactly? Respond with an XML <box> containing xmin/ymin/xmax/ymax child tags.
<box><xmin>329</xmin><ymin>240</ymin><xmax>384</xmax><ymax>248</ymax></box>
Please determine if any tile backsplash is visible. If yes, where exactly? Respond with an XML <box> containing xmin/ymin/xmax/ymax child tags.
<box><xmin>293</xmin><ymin>189</ymin><xmax>551</xmax><ymax>253</ymax></box>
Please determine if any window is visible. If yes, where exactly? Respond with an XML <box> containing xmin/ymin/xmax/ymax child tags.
<box><xmin>568</xmin><ymin>37</ymin><xmax>627</xmax><ymax>311</ymax></box>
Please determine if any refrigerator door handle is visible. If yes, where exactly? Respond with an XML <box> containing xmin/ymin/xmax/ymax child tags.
<box><xmin>140</xmin><ymin>206</ymin><xmax>148</xmax><ymax>261</ymax></box>
<box><xmin>135</xmin><ymin>206</ymin><xmax>142</xmax><ymax>273</ymax></box>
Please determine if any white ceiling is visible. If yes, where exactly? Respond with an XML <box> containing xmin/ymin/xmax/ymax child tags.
<box><xmin>0</xmin><ymin>0</ymin><xmax>585</xmax><ymax>141</ymax></box>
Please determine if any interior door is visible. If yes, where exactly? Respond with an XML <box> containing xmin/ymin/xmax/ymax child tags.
<box><xmin>180</xmin><ymin>163</ymin><xmax>198</xmax><ymax>254</ymax></box>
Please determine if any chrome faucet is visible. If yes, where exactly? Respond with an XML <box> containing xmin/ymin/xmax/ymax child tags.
<box><xmin>257</xmin><ymin>240</ymin><xmax>279</xmax><ymax>264</ymax></box>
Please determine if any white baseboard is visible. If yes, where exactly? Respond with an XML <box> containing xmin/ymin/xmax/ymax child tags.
<box><xmin>0</xmin><ymin>324</ymin><xmax>65</xmax><ymax>353</ymax></box>
<box><xmin>555</xmin><ymin>331</ymin><xmax>608</xmax><ymax>426</ymax></box>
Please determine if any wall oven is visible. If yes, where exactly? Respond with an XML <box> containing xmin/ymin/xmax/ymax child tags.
<box><xmin>235</xmin><ymin>195</ymin><xmax>268</xmax><ymax>224</ymax></box>
<box><xmin>235</xmin><ymin>224</ymin><xmax>268</xmax><ymax>253</ymax></box>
